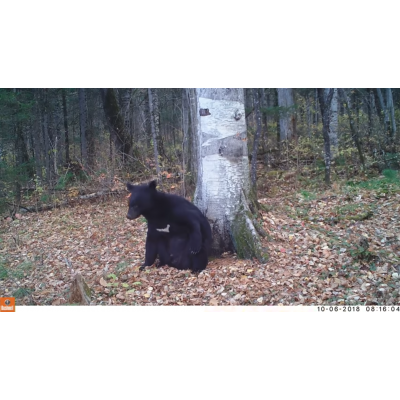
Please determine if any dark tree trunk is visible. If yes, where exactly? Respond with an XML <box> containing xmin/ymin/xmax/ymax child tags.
<box><xmin>186</xmin><ymin>88</ymin><xmax>198</xmax><ymax>186</ymax></box>
<box><xmin>182</xmin><ymin>89</ymin><xmax>190</xmax><ymax>195</ymax></box>
<box><xmin>41</xmin><ymin>89</ymin><xmax>52</xmax><ymax>183</ymax></box>
<box><xmin>14</xmin><ymin>123</ymin><xmax>30</xmax><ymax>203</ymax></box>
<box><xmin>338</xmin><ymin>89</ymin><xmax>365</xmax><ymax>170</ymax></box>
<box><xmin>79</xmin><ymin>89</ymin><xmax>88</xmax><ymax>167</ymax></box>
<box><xmin>61</xmin><ymin>89</ymin><xmax>70</xmax><ymax>164</ymax></box>
<box><xmin>251</xmin><ymin>88</ymin><xmax>262</xmax><ymax>190</ymax></box>
<box><xmin>100</xmin><ymin>88</ymin><xmax>132</xmax><ymax>161</ymax></box>
<box><xmin>33</xmin><ymin>89</ymin><xmax>43</xmax><ymax>181</ymax></box>
<box><xmin>259</xmin><ymin>88</ymin><xmax>268</xmax><ymax>152</ymax></box>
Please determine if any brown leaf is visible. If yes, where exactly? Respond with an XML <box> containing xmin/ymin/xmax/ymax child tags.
<box><xmin>100</xmin><ymin>277</ymin><xmax>108</xmax><ymax>287</ymax></box>
<box><xmin>209</xmin><ymin>298</ymin><xmax>218</xmax><ymax>306</ymax></box>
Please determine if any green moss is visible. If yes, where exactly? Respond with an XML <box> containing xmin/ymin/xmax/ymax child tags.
<box><xmin>231</xmin><ymin>209</ymin><xmax>268</xmax><ymax>263</ymax></box>
<box><xmin>0</xmin><ymin>262</ymin><xmax>8</xmax><ymax>280</ymax></box>
<box><xmin>83</xmin><ymin>280</ymin><xmax>92</xmax><ymax>298</ymax></box>
<box><xmin>13</xmin><ymin>287</ymin><xmax>33</xmax><ymax>298</ymax></box>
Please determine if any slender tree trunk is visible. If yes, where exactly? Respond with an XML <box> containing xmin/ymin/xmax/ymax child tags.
<box><xmin>148</xmin><ymin>88</ymin><xmax>161</xmax><ymax>179</ymax></box>
<box><xmin>41</xmin><ymin>89</ymin><xmax>51</xmax><ymax>183</ymax></box>
<box><xmin>251</xmin><ymin>88</ymin><xmax>262</xmax><ymax>190</ymax></box>
<box><xmin>274</xmin><ymin>90</ymin><xmax>280</xmax><ymax>153</ymax></box>
<box><xmin>277</xmin><ymin>88</ymin><xmax>296</xmax><ymax>141</ymax></box>
<box><xmin>14</xmin><ymin>122</ymin><xmax>30</xmax><ymax>203</ymax></box>
<box><xmin>329</xmin><ymin>88</ymin><xmax>339</xmax><ymax>157</ymax></box>
<box><xmin>79</xmin><ymin>88</ymin><xmax>88</xmax><ymax>167</ymax></box>
<box><xmin>366</xmin><ymin>88</ymin><xmax>374</xmax><ymax>152</ymax></box>
<box><xmin>306</xmin><ymin>95</ymin><xmax>311</xmax><ymax>137</ymax></box>
<box><xmin>33</xmin><ymin>89</ymin><xmax>43</xmax><ymax>181</ymax></box>
<box><xmin>317</xmin><ymin>88</ymin><xmax>334</xmax><ymax>185</ymax></box>
<box><xmin>182</xmin><ymin>89</ymin><xmax>190</xmax><ymax>196</ymax></box>
<box><xmin>85</xmin><ymin>89</ymin><xmax>96</xmax><ymax>168</ymax></box>
<box><xmin>376</xmin><ymin>88</ymin><xmax>389</xmax><ymax>138</ymax></box>
<box><xmin>386</xmin><ymin>88</ymin><xmax>396</xmax><ymax>150</ymax></box>
<box><xmin>338</xmin><ymin>89</ymin><xmax>366</xmax><ymax>170</ymax></box>
<box><xmin>61</xmin><ymin>89</ymin><xmax>70</xmax><ymax>164</ymax></box>
<box><xmin>259</xmin><ymin>88</ymin><xmax>268</xmax><ymax>153</ymax></box>
<box><xmin>121</xmin><ymin>88</ymin><xmax>133</xmax><ymax>153</ymax></box>
<box><xmin>100</xmin><ymin>88</ymin><xmax>132</xmax><ymax>161</ymax></box>
<box><xmin>187</xmin><ymin>88</ymin><xmax>198</xmax><ymax>186</ymax></box>
<box><xmin>194</xmin><ymin>88</ymin><xmax>266</xmax><ymax>261</ymax></box>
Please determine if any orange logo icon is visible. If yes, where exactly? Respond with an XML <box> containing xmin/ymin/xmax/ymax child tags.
<box><xmin>0</xmin><ymin>297</ymin><xmax>15</xmax><ymax>312</ymax></box>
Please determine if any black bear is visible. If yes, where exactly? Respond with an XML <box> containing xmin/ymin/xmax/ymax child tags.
<box><xmin>126</xmin><ymin>180</ymin><xmax>212</xmax><ymax>272</ymax></box>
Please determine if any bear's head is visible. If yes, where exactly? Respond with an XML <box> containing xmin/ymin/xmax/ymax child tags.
<box><xmin>126</xmin><ymin>180</ymin><xmax>157</xmax><ymax>220</ymax></box>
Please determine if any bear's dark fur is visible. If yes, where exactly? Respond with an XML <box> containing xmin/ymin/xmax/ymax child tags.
<box><xmin>126</xmin><ymin>181</ymin><xmax>211</xmax><ymax>272</ymax></box>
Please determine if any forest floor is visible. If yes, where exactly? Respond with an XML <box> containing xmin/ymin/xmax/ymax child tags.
<box><xmin>1</xmin><ymin>171</ymin><xmax>400</xmax><ymax>306</ymax></box>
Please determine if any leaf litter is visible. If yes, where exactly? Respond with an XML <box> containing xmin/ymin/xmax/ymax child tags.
<box><xmin>1</xmin><ymin>185</ymin><xmax>399</xmax><ymax>306</ymax></box>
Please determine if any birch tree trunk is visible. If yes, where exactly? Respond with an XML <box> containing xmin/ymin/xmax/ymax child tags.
<box><xmin>148</xmin><ymin>88</ymin><xmax>161</xmax><ymax>180</ymax></box>
<box><xmin>194</xmin><ymin>88</ymin><xmax>266</xmax><ymax>261</ymax></box>
<box><xmin>277</xmin><ymin>88</ymin><xmax>296</xmax><ymax>141</ymax></box>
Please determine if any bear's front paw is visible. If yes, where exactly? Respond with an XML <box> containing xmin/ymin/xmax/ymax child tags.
<box><xmin>139</xmin><ymin>265</ymin><xmax>147</xmax><ymax>271</ymax></box>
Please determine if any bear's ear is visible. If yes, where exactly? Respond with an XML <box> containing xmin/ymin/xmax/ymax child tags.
<box><xmin>127</xmin><ymin>182</ymin><xmax>135</xmax><ymax>191</ymax></box>
<box><xmin>148</xmin><ymin>180</ymin><xmax>157</xmax><ymax>190</ymax></box>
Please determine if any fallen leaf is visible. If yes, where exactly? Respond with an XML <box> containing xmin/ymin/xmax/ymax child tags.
<box><xmin>100</xmin><ymin>277</ymin><xmax>108</xmax><ymax>287</ymax></box>
<box><xmin>209</xmin><ymin>298</ymin><xmax>218</xmax><ymax>306</ymax></box>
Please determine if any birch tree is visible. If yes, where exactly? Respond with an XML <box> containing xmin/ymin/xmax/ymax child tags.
<box><xmin>148</xmin><ymin>88</ymin><xmax>161</xmax><ymax>180</ymax></box>
<box><xmin>194</xmin><ymin>88</ymin><xmax>266</xmax><ymax>261</ymax></box>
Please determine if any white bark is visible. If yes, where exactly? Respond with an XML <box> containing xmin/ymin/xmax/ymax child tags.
<box><xmin>194</xmin><ymin>88</ymin><xmax>251</xmax><ymax>253</ymax></box>
<box><xmin>277</xmin><ymin>88</ymin><xmax>295</xmax><ymax>140</ymax></box>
